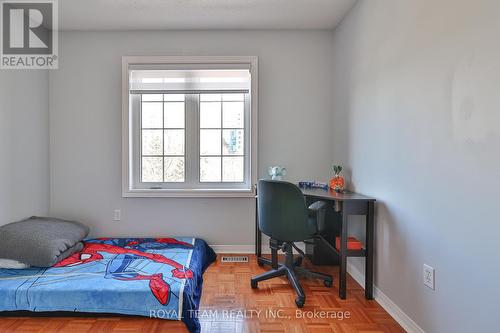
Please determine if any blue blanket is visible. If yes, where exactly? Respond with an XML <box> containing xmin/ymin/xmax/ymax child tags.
<box><xmin>0</xmin><ymin>237</ymin><xmax>216</xmax><ymax>333</ymax></box>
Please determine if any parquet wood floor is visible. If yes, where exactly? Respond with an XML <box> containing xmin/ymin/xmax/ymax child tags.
<box><xmin>0</xmin><ymin>255</ymin><xmax>405</xmax><ymax>333</ymax></box>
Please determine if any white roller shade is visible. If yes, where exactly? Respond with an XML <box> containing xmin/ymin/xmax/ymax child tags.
<box><xmin>130</xmin><ymin>69</ymin><xmax>251</xmax><ymax>93</ymax></box>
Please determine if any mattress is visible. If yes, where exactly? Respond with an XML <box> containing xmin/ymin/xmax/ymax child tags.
<box><xmin>0</xmin><ymin>237</ymin><xmax>216</xmax><ymax>333</ymax></box>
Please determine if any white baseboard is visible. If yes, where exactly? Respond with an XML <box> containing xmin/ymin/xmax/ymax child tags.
<box><xmin>211</xmin><ymin>245</ymin><xmax>255</xmax><ymax>253</ymax></box>
<box><xmin>210</xmin><ymin>243</ymin><xmax>306</xmax><ymax>255</ymax></box>
<box><xmin>346</xmin><ymin>261</ymin><xmax>425</xmax><ymax>333</ymax></box>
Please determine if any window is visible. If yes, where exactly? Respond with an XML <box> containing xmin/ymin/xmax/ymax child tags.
<box><xmin>140</xmin><ymin>93</ymin><xmax>186</xmax><ymax>183</ymax></box>
<box><xmin>122</xmin><ymin>56</ymin><xmax>258</xmax><ymax>197</ymax></box>
<box><xmin>199</xmin><ymin>93</ymin><xmax>246</xmax><ymax>183</ymax></box>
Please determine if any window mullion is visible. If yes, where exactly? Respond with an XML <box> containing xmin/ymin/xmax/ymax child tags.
<box><xmin>193</xmin><ymin>94</ymin><xmax>201</xmax><ymax>187</ymax></box>
<box><xmin>161</xmin><ymin>95</ymin><xmax>165</xmax><ymax>182</ymax></box>
<box><xmin>185</xmin><ymin>94</ymin><xmax>199</xmax><ymax>187</ymax></box>
<box><xmin>220</xmin><ymin>98</ymin><xmax>224</xmax><ymax>182</ymax></box>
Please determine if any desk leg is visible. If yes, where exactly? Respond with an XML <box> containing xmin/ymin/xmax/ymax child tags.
<box><xmin>365</xmin><ymin>201</ymin><xmax>375</xmax><ymax>299</ymax></box>
<box><xmin>255</xmin><ymin>197</ymin><xmax>271</xmax><ymax>267</ymax></box>
<box><xmin>339</xmin><ymin>204</ymin><xmax>348</xmax><ymax>299</ymax></box>
<box><xmin>255</xmin><ymin>197</ymin><xmax>261</xmax><ymax>258</ymax></box>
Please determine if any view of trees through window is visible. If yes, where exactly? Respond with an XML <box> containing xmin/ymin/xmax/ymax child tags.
<box><xmin>141</xmin><ymin>94</ymin><xmax>186</xmax><ymax>183</ymax></box>
<box><xmin>199</xmin><ymin>93</ymin><xmax>245</xmax><ymax>183</ymax></box>
<box><xmin>140</xmin><ymin>93</ymin><xmax>245</xmax><ymax>184</ymax></box>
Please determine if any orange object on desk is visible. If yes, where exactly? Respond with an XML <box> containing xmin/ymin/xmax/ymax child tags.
<box><xmin>335</xmin><ymin>237</ymin><xmax>363</xmax><ymax>251</ymax></box>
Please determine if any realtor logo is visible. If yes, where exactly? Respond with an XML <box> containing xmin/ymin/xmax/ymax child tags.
<box><xmin>1</xmin><ymin>0</ymin><xmax>58</xmax><ymax>69</ymax></box>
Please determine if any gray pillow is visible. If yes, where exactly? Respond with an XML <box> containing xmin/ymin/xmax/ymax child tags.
<box><xmin>0</xmin><ymin>258</ymin><xmax>30</xmax><ymax>269</ymax></box>
<box><xmin>0</xmin><ymin>216</ymin><xmax>89</xmax><ymax>267</ymax></box>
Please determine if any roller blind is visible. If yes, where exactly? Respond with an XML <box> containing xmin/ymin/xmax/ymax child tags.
<box><xmin>129</xmin><ymin>69</ymin><xmax>251</xmax><ymax>93</ymax></box>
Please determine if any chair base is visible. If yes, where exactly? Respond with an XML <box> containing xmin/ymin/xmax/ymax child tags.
<box><xmin>251</xmin><ymin>242</ymin><xmax>333</xmax><ymax>308</ymax></box>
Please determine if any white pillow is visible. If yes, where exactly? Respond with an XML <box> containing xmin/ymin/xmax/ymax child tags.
<box><xmin>0</xmin><ymin>258</ymin><xmax>30</xmax><ymax>269</ymax></box>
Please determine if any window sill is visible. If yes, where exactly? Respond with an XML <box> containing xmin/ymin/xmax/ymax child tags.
<box><xmin>122</xmin><ymin>188</ymin><xmax>255</xmax><ymax>198</ymax></box>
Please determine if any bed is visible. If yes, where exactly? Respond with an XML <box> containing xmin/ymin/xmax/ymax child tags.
<box><xmin>0</xmin><ymin>237</ymin><xmax>216</xmax><ymax>333</ymax></box>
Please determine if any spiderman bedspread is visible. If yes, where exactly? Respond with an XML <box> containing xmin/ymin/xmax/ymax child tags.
<box><xmin>0</xmin><ymin>237</ymin><xmax>216</xmax><ymax>333</ymax></box>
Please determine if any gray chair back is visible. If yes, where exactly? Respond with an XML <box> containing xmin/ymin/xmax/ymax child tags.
<box><xmin>257</xmin><ymin>180</ymin><xmax>317</xmax><ymax>242</ymax></box>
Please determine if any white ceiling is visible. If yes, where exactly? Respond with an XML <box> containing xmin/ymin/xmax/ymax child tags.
<box><xmin>59</xmin><ymin>0</ymin><xmax>357</xmax><ymax>31</ymax></box>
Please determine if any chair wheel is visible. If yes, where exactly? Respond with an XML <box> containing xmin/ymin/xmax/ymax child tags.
<box><xmin>295</xmin><ymin>297</ymin><xmax>305</xmax><ymax>308</ymax></box>
<box><xmin>324</xmin><ymin>278</ymin><xmax>333</xmax><ymax>288</ymax></box>
<box><xmin>251</xmin><ymin>279</ymin><xmax>258</xmax><ymax>289</ymax></box>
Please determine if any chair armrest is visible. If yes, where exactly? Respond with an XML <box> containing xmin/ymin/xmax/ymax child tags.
<box><xmin>308</xmin><ymin>201</ymin><xmax>328</xmax><ymax>233</ymax></box>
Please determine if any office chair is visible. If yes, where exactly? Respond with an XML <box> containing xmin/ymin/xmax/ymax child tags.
<box><xmin>251</xmin><ymin>180</ymin><xmax>333</xmax><ymax>308</ymax></box>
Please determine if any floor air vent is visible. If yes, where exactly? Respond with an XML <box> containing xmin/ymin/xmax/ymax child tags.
<box><xmin>221</xmin><ymin>256</ymin><xmax>249</xmax><ymax>263</ymax></box>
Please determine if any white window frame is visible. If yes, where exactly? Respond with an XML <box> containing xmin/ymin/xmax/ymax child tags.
<box><xmin>122</xmin><ymin>56</ymin><xmax>258</xmax><ymax>198</ymax></box>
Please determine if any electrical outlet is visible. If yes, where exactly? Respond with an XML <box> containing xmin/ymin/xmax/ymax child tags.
<box><xmin>423</xmin><ymin>264</ymin><xmax>435</xmax><ymax>290</ymax></box>
<box><xmin>113</xmin><ymin>210</ymin><xmax>121</xmax><ymax>221</ymax></box>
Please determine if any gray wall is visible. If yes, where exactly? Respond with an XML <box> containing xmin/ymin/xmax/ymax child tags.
<box><xmin>49</xmin><ymin>30</ymin><xmax>335</xmax><ymax>245</ymax></box>
<box><xmin>0</xmin><ymin>71</ymin><xmax>50</xmax><ymax>224</ymax></box>
<box><xmin>332</xmin><ymin>0</ymin><xmax>500</xmax><ymax>331</ymax></box>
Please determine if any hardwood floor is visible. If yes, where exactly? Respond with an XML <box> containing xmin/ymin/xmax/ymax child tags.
<box><xmin>0</xmin><ymin>255</ymin><xmax>404</xmax><ymax>333</ymax></box>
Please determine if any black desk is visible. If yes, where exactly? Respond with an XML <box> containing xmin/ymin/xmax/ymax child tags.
<box><xmin>255</xmin><ymin>187</ymin><xmax>376</xmax><ymax>300</ymax></box>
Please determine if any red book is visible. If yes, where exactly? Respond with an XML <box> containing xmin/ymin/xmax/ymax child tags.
<box><xmin>335</xmin><ymin>237</ymin><xmax>363</xmax><ymax>251</ymax></box>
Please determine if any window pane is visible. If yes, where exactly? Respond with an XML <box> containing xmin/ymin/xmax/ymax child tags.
<box><xmin>223</xmin><ymin>102</ymin><xmax>244</xmax><ymax>128</ymax></box>
<box><xmin>200</xmin><ymin>102</ymin><xmax>221</xmax><ymax>128</ymax></box>
<box><xmin>164</xmin><ymin>130</ymin><xmax>184</xmax><ymax>155</ymax></box>
<box><xmin>223</xmin><ymin>157</ymin><xmax>244</xmax><ymax>182</ymax></box>
<box><xmin>164</xmin><ymin>157</ymin><xmax>185</xmax><ymax>182</ymax></box>
<box><xmin>164</xmin><ymin>94</ymin><xmax>185</xmax><ymax>102</ymax></box>
<box><xmin>200</xmin><ymin>129</ymin><xmax>221</xmax><ymax>155</ymax></box>
<box><xmin>142</xmin><ymin>130</ymin><xmax>163</xmax><ymax>155</ymax></box>
<box><xmin>142</xmin><ymin>94</ymin><xmax>163</xmax><ymax>102</ymax></box>
<box><xmin>200</xmin><ymin>94</ymin><xmax>221</xmax><ymax>102</ymax></box>
<box><xmin>164</xmin><ymin>102</ymin><xmax>185</xmax><ymax>128</ymax></box>
<box><xmin>222</xmin><ymin>93</ymin><xmax>244</xmax><ymax>101</ymax></box>
<box><xmin>142</xmin><ymin>102</ymin><xmax>162</xmax><ymax>128</ymax></box>
<box><xmin>142</xmin><ymin>157</ymin><xmax>163</xmax><ymax>182</ymax></box>
<box><xmin>222</xmin><ymin>129</ymin><xmax>244</xmax><ymax>155</ymax></box>
<box><xmin>200</xmin><ymin>157</ymin><xmax>221</xmax><ymax>182</ymax></box>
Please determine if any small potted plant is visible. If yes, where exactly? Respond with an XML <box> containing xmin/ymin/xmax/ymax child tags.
<box><xmin>329</xmin><ymin>165</ymin><xmax>345</xmax><ymax>193</ymax></box>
